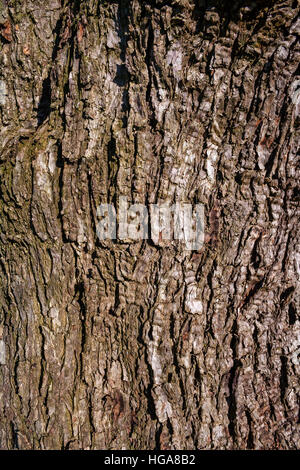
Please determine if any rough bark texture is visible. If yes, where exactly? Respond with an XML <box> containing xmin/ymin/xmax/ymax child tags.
<box><xmin>0</xmin><ymin>0</ymin><xmax>299</xmax><ymax>450</ymax></box>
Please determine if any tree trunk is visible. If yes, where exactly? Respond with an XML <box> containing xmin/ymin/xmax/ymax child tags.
<box><xmin>0</xmin><ymin>0</ymin><xmax>299</xmax><ymax>450</ymax></box>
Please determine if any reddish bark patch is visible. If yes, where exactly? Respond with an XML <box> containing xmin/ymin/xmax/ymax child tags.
<box><xmin>77</xmin><ymin>22</ymin><xmax>84</xmax><ymax>43</ymax></box>
<box><xmin>0</xmin><ymin>20</ymin><xmax>12</xmax><ymax>42</ymax></box>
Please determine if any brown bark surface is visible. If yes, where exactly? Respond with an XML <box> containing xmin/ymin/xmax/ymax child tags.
<box><xmin>0</xmin><ymin>0</ymin><xmax>299</xmax><ymax>449</ymax></box>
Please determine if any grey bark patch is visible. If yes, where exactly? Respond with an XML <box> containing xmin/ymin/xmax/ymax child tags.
<box><xmin>0</xmin><ymin>340</ymin><xmax>6</xmax><ymax>364</ymax></box>
<box><xmin>0</xmin><ymin>80</ymin><xmax>7</xmax><ymax>106</ymax></box>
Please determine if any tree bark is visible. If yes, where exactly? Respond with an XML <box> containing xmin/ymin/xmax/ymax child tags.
<box><xmin>0</xmin><ymin>0</ymin><xmax>299</xmax><ymax>450</ymax></box>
